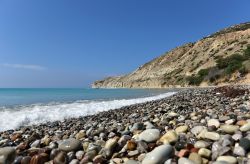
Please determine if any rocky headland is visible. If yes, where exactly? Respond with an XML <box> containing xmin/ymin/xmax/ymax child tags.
<box><xmin>1</xmin><ymin>86</ymin><xmax>250</xmax><ymax>164</ymax></box>
<box><xmin>93</xmin><ymin>22</ymin><xmax>250</xmax><ymax>88</ymax></box>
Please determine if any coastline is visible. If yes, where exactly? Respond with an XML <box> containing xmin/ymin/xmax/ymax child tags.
<box><xmin>0</xmin><ymin>85</ymin><xmax>250</xmax><ymax>163</ymax></box>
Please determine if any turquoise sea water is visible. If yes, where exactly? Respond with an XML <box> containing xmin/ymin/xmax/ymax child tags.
<box><xmin>0</xmin><ymin>88</ymin><xmax>176</xmax><ymax>106</ymax></box>
<box><xmin>0</xmin><ymin>88</ymin><xmax>177</xmax><ymax>131</ymax></box>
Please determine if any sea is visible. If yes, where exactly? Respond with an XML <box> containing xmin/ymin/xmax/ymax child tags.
<box><xmin>0</xmin><ymin>88</ymin><xmax>177</xmax><ymax>131</ymax></box>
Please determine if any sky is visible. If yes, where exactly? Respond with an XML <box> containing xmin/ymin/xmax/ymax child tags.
<box><xmin>0</xmin><ymin>0</ymin><xmax>250</xmax><ymax>88</ymax></box>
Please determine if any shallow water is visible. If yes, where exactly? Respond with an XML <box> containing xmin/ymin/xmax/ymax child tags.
<box><xmin>0</xmin><ymin>88</ymin><xmax>177</xmax><ymax>131</ymax></box>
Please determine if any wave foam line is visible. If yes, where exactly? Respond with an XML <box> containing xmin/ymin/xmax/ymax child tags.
<box><xmin>0</xmin><ymin>92</ymin><xmax>176</xmax><ymax>131</ymax></box>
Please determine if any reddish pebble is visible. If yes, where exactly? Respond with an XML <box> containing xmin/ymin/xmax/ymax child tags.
<box><xmin>178</xmin><ymin>149</ymin><xmax>190</xmax><ymax>157</ymax></box>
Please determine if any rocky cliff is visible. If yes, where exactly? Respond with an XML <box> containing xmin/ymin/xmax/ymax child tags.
<box><xmin>92</xmin><ymin>22</ymin><xmax>250</xmax><ymax>88</ymax></box>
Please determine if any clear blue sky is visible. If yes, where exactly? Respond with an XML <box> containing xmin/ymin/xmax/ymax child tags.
<box><xmin>0</xmin><ymin>0</ymin><xmax>250</xmax><ymax>88</ymax></box>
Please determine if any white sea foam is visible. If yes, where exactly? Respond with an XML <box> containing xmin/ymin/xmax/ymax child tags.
<box><xmin>0</xmin><ymin>92</ymin><xmax>176</xmax><ymax>131</ymax></box>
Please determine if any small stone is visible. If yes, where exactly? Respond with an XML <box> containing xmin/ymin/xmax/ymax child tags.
<box><xmin>125</xmin><ymin>159</ymin><xmax>140</xmax><ymax>164</ymax></box>
<box><xmin>69</xmin><ymin>159</ymin><xmax>79</xmax><ymax>164</ymax></box>
<box><xmin>41</xmin><ymin>135</ymin><xmax>51</xmax><ymax>146</ymax></box>
<box><xmin>225</xmin><ymin>119</ymin><xmax>235</xmax><ymax>124</ymax></box>
<box><xmin>175</xmin><ymin>141</ymin><xmax>186</xmax><ymax>151</ymax></box>
<box><xmin>14</xmin><ymin>156</ymin><xmax>23</xmax><ymax>164</ymax></box>
<box><xmin>137</xmin><ymin>141</ymin><xmax>148</xmax><ymax>153</ymax></box>
<box><xmin>139</xmin><ymin>129</ymin><xmax>160</xmax><ymax>143</ymax></box>
<box><xmin>21</xmin><ymin>156</ymin><xmax>31</xmax><ymax>164</ymax></box>
<box><xmin>178</xmin><ymin>149</ymin><xmax>189</xmax><ymax>157</ymax></box>
<box><xmin>220</xmin><ymin>125</ymin><xmax>239</xmax><ymax>134</ymax></box>
<box><xmin>178</xmin><ymin>157</ymin><xmax>195</xmax><ymax>164</ymax></box>
<box><xmin>0</xmin><ymin>147</ymin><xmax>16</xmax><ymax>164</ymax></box>
<box><xmin>216</xmin><ymin>156</ymin><xmax>237</xmax><ymax>164</ymax></box>
<box><xmin>30</xmin><ymin>153</ymin><xmax>49</xmax><ymax>164</ymax></box>
<box><xmin>159</xmin><ymin>130</ymin><xmax>178</xmax><ymax>144</ymax></box>
<box><xmin>138</xmin><ymin>153</ymin><xmax>146</xmax><ymax>161</ymax></box>
<box><xmin>198</xmin><ymin>148</ymin><xmax>211</xmax><ymax>158</ymax></box>
<box><xmin>232</xmin><ymin>133</ymin><xmax>242</xmax><ymax>141</ymax></box>
<box><xmin>93</xmin><ymin>155</ymin><xmax>106</xmax><ymax>163</ymax></box>
<box><xmin>194</xmin><ymin>141</ymin><xmax>209</xmax><ymax>148</ymax></box>
<box><xmin>208</xmin><ymin>119</ymin><xmax>220</xmax><ymax>128</ymax></box>
<box><xmin>189</xmin><ymin>153</ymin><xmax>202</xmax><ymax>164</ymax></box>
<box><xmin>104</xmin><ymin>137</ymin><xmax>119</xmax><ymax>157</ymax></box>
<box><xmin>219</xmin><ymin>116</ymin><xmax>230</xmax><ymax>122</ymax></box>
<box><xmin>144</xmin><ymin>122</ymin><xmax>155</xmax><ymax>129</ymax></box>
<box><xmin>204</xmin><ymin>132</ymin><xmax>220</xmax><ymax>141</ymax></box>
<box><xmin>233</xmin><ymin>145</ymin><xmax>245</xmax><ymax>156</ymax></box>
<box><xmin>128</xmin><ymin>150</ymin><xmax>139</xmax><ymax>157</ymax></box>
<box><xmin>240</xmin><ymin>122</ymin><xmax>250</xmax><ymax>132</ymax></box>
<box><xmin>191</xmin><ymin>126</ymin><xmax>205</xmax><ymax>136</ymax></box>
<box><xmin>142</xmin><ymin>145</ymin><xmax>174</xmax><ymax>164</ymax></box>
<box><xmin>236</xmin><ymin>120</ymin><xmax>247</xmax><ymax>126</ymax></box>
<box><xmin>202</xmin><ymin>158</ymin><xmax>209</xmax><ymax>164</ymax></box>
<box><xmin>175</xmin><ymin>125</ymin><xmax>188</xmax><ymax>134</ymax></box>
<box><xmin>239</xmin><ymin>138</ymin><xmax>250</xmax><ymax>151</ymax></box>
<box><xmin>75</xmin><ymin>130</ymin><xmax>85</xmax><ymax>140</ymax></box>
<box><xmin>67</xmin><ymin>152</ymin><xmax>76</xmax><ymax>162</ymax></box>
<box><xmin>118</xmin><ymin>135</ymin><xmax>131</xmax><ymax>147</ymax></box>
<box><xmin>112</xmin><ymin>158</ymin><xmax>123</xmax><ymax>164</ymax></box>
<box><xmin>75</xmin><ymin>151</ymin><xmax>84</xmax><ymax>160</ymax></box>
<box><xmin>58</xmin><ymin>138</ymin><xmax>81</xmax><ymax>152</ymax></box>
<box><xmin>53</xmin><ymin>151</ymin><xmax>68</xmax><ymax>164</ymax></box>
<box><xmin>168</xmin><ymin>112</ymin><xmax>179</xmax><ymax>117</ymax></box>
<box><xmin>30</xmin><ymin>140</ymin><xmax>41</xmax><ymax>148</ymax></box>
<box><xmin>127</xmin><ymin>140</ymin><xmax>137</xmax><ymax>151</ymax></box>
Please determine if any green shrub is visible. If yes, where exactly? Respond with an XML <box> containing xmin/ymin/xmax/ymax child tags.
<box><xmin>224</xmin><ymin>61</ymin><xmax>242</xmax><ymax>74</ymax></box>
<box><xmin>209</xmin><ymin>77</ymin><xmax>216</xmax><ymax>83</ymax></box>
<box><xmin>187</xmin><ymin>75</ymin><xmax>203</xmax><ymax>85</ymax></box>
<box><xmin>239</xmin><ymin>66</ymin><xmax>248</xmax><ymax>75</ymax></box>
<box><xmin>216</xmin><ymin>54</ymin><xmax>245</xmax><ymax>70</ymax></box>
<box><xmin>198</xmin><ymin>69</ymin><xmax>209</xmax><ymax>77</ymax></box>
<box><xmin>243</xmin><ymin>46</ymin><xmax>250</xmax><ymax>58</ymax></box>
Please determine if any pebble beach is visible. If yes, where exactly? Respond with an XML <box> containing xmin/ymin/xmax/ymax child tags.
<box><xmin>1</xmin><ymin>86</ymin><xmax>250</xmax><ymax>164</ymax></box>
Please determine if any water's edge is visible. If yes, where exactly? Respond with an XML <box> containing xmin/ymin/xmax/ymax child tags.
<box><xmin>0</xmin><ymin>92</ymin><xmax>176</xmax><ymax>131</ymax></box>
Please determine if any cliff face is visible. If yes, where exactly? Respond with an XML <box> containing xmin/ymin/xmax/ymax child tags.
<box><xmin>93</xmin><ymin>22</ymin><xmax>250</xmax><ymax>88</ymax></box>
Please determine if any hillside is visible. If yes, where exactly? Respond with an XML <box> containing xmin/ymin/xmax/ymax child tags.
<box><xmin>92</xmin><ymin>22</ymin><xmax>250</xmax><ymax>88</ymax></box>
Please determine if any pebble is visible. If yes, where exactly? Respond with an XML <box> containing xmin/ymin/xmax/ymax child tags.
<box><xmin>21</xmin><ymin>156</ymin><xmax>31</xmax><ymax>164</ymax></box>
<box><xmin>175</xmin><ymin>125</ymin><xmax>188</xmax><ymax>134</ymax></box>
<box><xmin>127</xmin><ymin>140</ymin><xmax>137</xmax><ymax>151</ymax></box>
<box><xmin>240</xmin><ymin>122</ymin><xmax>250</xmax><ymax>132</ymax></box>
<box><xmin>204</xmin><ymin>132</ymin><xmax>220</xmax><ymax>141</ymax></box>
<box><xmin>233</xmin><ymin>145</ymin><xmax>245</xmax><ymax>156</ymax></box>
<box><xmin>239</xmin><ymin>138</ymin><xmax>250</xmax><ymax>151</ymax></box>
<box><xmin>142</xmin><ymin>145</ymin><xmax>174</xmax><ymax>164</ymax></box>
<box><xmin>58</xmin><ymin>138</ymin><xmax>81</xmax><ymax>152</ymax></box>
<box><xmin>139</xmin><ymin>129</ymin><xmax>160</xmax><ymax>143</ymax></box>
<box><xmin>75</xmin><ymin>130</ymin><xmax>86</xmax><ymax>140</ymax></box>
<box><xmin>178</xmin><ymin>157</ymin><xmax>196</xmax><ymax>164</ymax></box>
<box><xmin>220</xmin><ymin>125</ymin><xmax>239</xmax><ymax>134</ymax></box>
<box><xmin>75</xmin><ymin>151</ymin><xmax>84</xmax><ymax>160</ymax></box>
<box><xmin>53</xmin><ymin>151</ymin><xmax>68</xmax><ymax>164</ymax></box>
<box><xmin>159</xmin><ymin>130</ymin><xmax>178</xmax><ymax>144</ymax></box>
<box><xmin>208</xmin><ymin>119</ymin><xmax>220</xmax><ymax>128</ymax></box>
<box><xmin>216</xmin><ymin>156</ymin><xmax>237</xmax><ymax>164</ymax></box>
<box><xmin>194</xmin><ymin>140</ymin><xmax>209</xmax><ymax>148</ymax></box>
<box><xmin>191</xmin><ymin>126</ymin><xmax>205</xmax><ymax>136</ymax></box>
<box><xmin>128</xmin><ymin>150</ymin><xmax>139</xmax><ymax>157</ymax></box>
<box><xmin>0</xmin><ymin>147</ymin><xmax>16</xmax><ymax>164</ymax></box>
<box><xmin>69</xmin><ymin>159</ymin><xmax>79</xmax><ymax>164</ymax></box>
<box><xmin>188</xmin><ymin>153</ymin><xmax>202</xmax><ymax>164</ymax></box>
<box><xmin>198</xmin><ymin>148</ymin><xmax>211</xmax><ymax>158</ymax></box>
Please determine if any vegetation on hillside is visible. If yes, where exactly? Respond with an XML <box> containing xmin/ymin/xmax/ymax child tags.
<box><xmin>187</xmin><ymin>46</ymin><xmax>250</xmax><ymax>85</ymax></box>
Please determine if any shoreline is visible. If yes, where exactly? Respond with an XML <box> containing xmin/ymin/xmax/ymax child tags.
<box><xmin>92</xmin><ymin>84</ymin><xmax>250</xmax><ymax>89</ymax></box>
<box><xmin>0</xmin><ymin>85</ymin><xmax>250</xmax><ymax>163</ymax></box>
